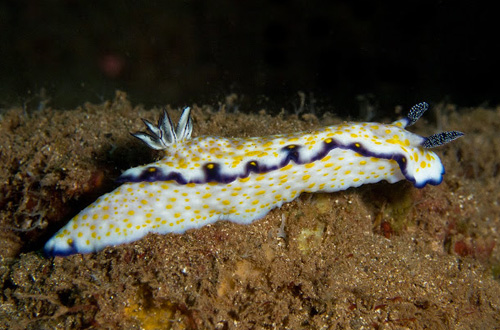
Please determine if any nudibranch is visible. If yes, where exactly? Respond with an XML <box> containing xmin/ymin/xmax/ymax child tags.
<box><xmin>44</xmin><ymin>102</ymin><xmax>463</xmax><ymax>256</ymax></box>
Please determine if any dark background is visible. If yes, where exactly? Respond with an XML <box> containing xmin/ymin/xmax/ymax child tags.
<box><xmin>1</xmin><ymin>0</ymin><xmax>498</xmax><ymax>116</ymax></box>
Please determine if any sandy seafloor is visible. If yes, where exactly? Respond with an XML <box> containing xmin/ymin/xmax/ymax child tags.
<box><xmin>0</xmin><ymin>91</ymin><xmax>499</xmax><ymax>329</ymax></box>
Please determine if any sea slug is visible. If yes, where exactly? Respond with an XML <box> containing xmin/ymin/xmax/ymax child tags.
<box><xmin>44</xmin><ymin>102</ymin><xmax>463</xmax><ymax>256</ymax></box>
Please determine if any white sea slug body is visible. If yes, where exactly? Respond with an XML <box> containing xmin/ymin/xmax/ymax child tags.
<box><xmin>44</xmin><ymin>102</ymin><xmax>463</xmax><ymax>256</ymax></box>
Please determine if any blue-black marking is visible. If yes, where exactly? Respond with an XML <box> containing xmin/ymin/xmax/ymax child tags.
<box><xmin>44</xmin><ymin>239</ymin><xmax>79</xmax><ymax>257</ymax></box>
<box><xmin>116</xmin><ymin>135</ymin><xmax>446</xmax><ymax>188</ymax></box>
<box><xmin>282</xmin><ymin>144</ymin><xmax>300</xmax><ymax>164</ymax></box>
